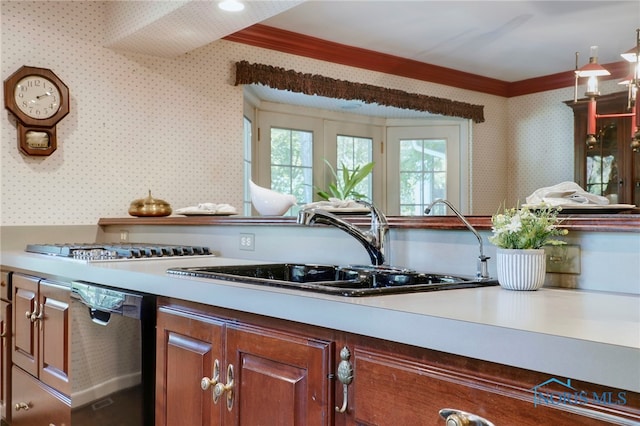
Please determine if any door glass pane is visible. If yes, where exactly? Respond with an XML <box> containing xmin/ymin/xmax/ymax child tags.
<box><xmin>586</xmin><ymin>121</ymin><xmax>619</xmax><ymax>201</ymax></box>
<box><xmin>270</xmin><ymin>127</ymin><xmax>313</xmax><ymax>213</ymax></box>
<box><xmin>399</xmin><ymin>138</ymin><xmax>447</xmax><ymax>215</ymax></box>
<box><xmin>336</xmin><ymin>135</ymin><xmax>373</xmax><ymax>200</ymax></box>
<box><xmin>243</xmin><ymin>116</ymin><xmax>252</xmax><ymax>216</ymax></box>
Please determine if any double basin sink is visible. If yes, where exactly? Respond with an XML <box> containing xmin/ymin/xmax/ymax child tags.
<box><xmin>167</xmin><ymin>263</ymin><xmax>498</xmax><ymax>297</ymax></box>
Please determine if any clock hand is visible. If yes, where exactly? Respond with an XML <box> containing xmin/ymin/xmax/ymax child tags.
<box><xmin>36</xmin><ymin>91</ymin><xmax>52</xmax><ymax>100</ymax></box>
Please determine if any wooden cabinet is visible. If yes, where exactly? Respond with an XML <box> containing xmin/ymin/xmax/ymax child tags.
<box><xmin>157</xmin><ymin>299</ymin><xmax>639</xmax><ymax>426</ymax></box>
<box><xmin>566</xmin><ymin>91</ymin><xmax>640</xmax><ymax>206</ymax></box>
<box><xmin>11</xmin><ymin>273</ymin><xmax>70</xmax><ymax>425</ymax></box>
<box><xmin>342</xmin><ymin>335</ymin><xmax>640</xmax><ymax>426</ymax></box>
<box><xmin>155</xmin><ymin>299</ymin><xmax>334</xmax><ymax>426</ymax></box>
<box><xmin>0</xmin><ymin>271</ymin><xmax>11</xmax><ymax>424</ymax></box>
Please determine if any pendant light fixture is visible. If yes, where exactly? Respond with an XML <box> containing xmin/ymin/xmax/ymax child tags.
<box><xmin>574</xmin><ymin>29</ymin><xmax>640</xmax><ymax>151</ymax></box>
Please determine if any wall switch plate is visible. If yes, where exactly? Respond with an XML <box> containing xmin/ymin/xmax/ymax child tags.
<box><xmin>239</xmin><ymin>233</ymin><xmax>255</xmax><ymax>251</ymax></box>
<box><xmin>544</xmin><ymin>245</ymin><xmax>580</xmax><ymax>274</ymax></box>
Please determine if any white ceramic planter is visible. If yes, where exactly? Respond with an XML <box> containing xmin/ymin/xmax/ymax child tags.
<box><xmin>496</xmin><ymin>248</ymin><xmax>546</xmax><ymax>291</ymax></box>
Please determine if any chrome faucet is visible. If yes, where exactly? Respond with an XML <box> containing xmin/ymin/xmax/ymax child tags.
<box><xmin>424</xmin><ymin>199</ymin><xmax>491</xmax><ymax>280</ymax></box>
<box><xmin>297</xmin><ymin>200</ymin><xmax>389</xmax><ymax>266</ymax></box>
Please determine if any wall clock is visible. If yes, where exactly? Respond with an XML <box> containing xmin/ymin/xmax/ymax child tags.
<box><xmin>4</xmin><ymin>66</ymin><xmax>70</xmax><ymax>156</ymax></box>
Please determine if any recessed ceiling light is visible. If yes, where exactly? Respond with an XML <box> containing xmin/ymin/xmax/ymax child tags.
<box><xmin>218</xmin><ymin>0</ymin><xmax>245</xmax><ymax>12</ymax></box>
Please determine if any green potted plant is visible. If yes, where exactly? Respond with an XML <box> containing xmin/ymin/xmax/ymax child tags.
<box><xmin>489</xmin><ymin>204</ymin><xmax>568</xmax><ymax>290</ymax></box>
<box><xmin>316</xmin><ymin>159</ymin><xmax>374</xmax><ymax>201</ymax></box>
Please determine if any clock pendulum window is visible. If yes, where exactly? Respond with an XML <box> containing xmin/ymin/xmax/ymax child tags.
<box><xmin>3</xmin><ymin>65</ymin><xmax>70</xmax><ymax>156</ymax></box>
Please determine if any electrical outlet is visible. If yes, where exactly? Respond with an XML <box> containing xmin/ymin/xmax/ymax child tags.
<box><xmin>544</xmin><ymin>245</ymin><xmax>581</xmax><ymax>274</ymax></box>
<box><xmin>240</xmin><ymin>233</ymin><xmax>255</xmax><ymax>251</ymax></box>
<box><xmin>120</xmin><ymin>230</ymin><xmax>129</xmax><ymax>242</ymax></box>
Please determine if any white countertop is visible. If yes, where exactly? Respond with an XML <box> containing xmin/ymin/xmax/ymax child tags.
<box><xmin>2</xmin><ymin>250</ymin><xmax>639</xmax><ymax>393</ymax></box>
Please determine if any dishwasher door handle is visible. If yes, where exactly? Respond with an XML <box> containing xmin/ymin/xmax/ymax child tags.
<box><xmin>71</xmin><ymin>281</ymin><xmax>143</xmax><ymax>319</ymax></box>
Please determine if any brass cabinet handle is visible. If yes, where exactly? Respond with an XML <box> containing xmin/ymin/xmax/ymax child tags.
<box><xmin>27</xmin><ymin>304</ymin><xmax>44</xmax><ymax>323</ymax></box>
<box><xmin>439</xmin><ymin>409</ymin><xmax>495</xmax><ymax>426</ymax></box>
<box><xmin>201</xmin><ymin>359</ymin><xmax>221</xmax><ymax>391</ymax></box>
<box><xmin>31</xmin><ymin>303</ymin><xmax>44</xmax><ymax>322</ymax></box>
<box><xmin>335</xmin><ymin>346</ymin><xmax>354</xmax><ymax>413</ymax></box>
<box><xmin>15</xmin><ymin>402</ymin><xmax>31</xmax><ymax>411</ymax></box>
<box><xmin>213</xmin><ymin>363</ymin><xmax>234</xmax><ymax>411</ymax></box>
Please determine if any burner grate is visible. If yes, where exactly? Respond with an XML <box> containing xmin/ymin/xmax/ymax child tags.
<box><xmin>26</xmin><ymin>243</ymin><xmax>212</xmax><ymax>260</ymax></box>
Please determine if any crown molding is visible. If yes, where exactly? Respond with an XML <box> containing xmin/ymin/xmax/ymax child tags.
<box><xmin>224</xmin><ymin>24</ymin><xmax>509</xmax><ymax>97</ymax></box>
<box><xmin>225</xmin><ymin>24</ymin><xmax>631</xmax><ymax>99</ymax></box>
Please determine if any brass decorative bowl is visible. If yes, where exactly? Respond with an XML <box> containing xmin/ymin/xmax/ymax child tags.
<box><xmin>128</xmin><ymin>190</ymin><xmax>172</xmax><ymax>217</ymax></box>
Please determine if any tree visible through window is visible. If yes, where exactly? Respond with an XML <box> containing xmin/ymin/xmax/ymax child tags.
<box><xmin>270</xmin><ymin>127</ymin><xmax>314</xmax><ymax>208</ymax></box>
<box><xmin>399</xmin><ymin>139</ymin><xmax>447</xmax><ymax>215</ymax></box>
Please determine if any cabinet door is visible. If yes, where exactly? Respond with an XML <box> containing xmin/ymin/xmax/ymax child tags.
<box><xmin>0</xmin><ymin>299</ymin><xmax>10</xmax><ymax>422</ymax></box>
<box><xmin>38</xmin><ymin>280</ymin><xmax>71</xmax><ymax>395</ymax></box>
<box><xmin>224</xmin><ymin>323</ymin><xmax>333</xmax><ymax>426</ymax></box>
<box><xmin>156</xmin><ymin>307</ymin><xmax>224</xmax><ymax>426</ymax></box>
<box><xmin>12</xmin><ymin>274</ymin><xmax>38</xmax><ymax>377</ymax></box>
<box><xmin>569</xmin><ymin>92</ymin><xmax>637</xmax><ymax>205</ymax></box>
<box><xmin>11</xmin><ymin>365</ymin><xmax>70</xmax><ymax>426</ymax></box>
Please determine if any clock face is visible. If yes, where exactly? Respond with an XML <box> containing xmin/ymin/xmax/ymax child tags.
<box><xmin>13</xmin><ymin>75</ymin><xmax>62</xmax><ymax>119</ymax></box>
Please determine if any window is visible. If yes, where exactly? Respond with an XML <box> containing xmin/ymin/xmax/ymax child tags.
<box><xmin>336</xmin><ymin>135</ymin><xmax>374</xmax><ymax>200</ymax></box>
<box><xmin>398</xmin><ymin>138</ymin><xmax>447</xmax><ymax>215</ymax></box>
<box><xmin>270</xmin><ymin>127</ymin><xmax>314</xmax><ymax>209</ymax></box>
<box><xmin>386</xmin><ymin>122</ymin><xmax>466</xmax><ymax>215</ymax></box>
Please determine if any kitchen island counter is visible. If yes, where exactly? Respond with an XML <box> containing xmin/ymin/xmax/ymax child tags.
<box><xmin>1</xmin><ymin>249</ymin><xmax>639</xmax><ymax>394</ymax></box>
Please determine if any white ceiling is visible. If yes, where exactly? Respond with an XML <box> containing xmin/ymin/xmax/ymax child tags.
<box><xmin>105</xmin><ymin>1</ymin><xmax>640</xmax><ymax>117</ymax></box>
<box><xmin>256</xmin><ymin>1</ymin><xmax>639</xmax><ymax>117</ymax></box>
<box><xmin>262</xmin><ymin>1</ymin><xmax>639</xmax><ymax>82</ymax></box>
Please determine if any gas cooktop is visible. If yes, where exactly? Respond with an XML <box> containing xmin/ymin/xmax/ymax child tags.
<box><xmin>26</xmin><ymin>243</ymin><xmax>213</xmax><ymax>261</ymax></box>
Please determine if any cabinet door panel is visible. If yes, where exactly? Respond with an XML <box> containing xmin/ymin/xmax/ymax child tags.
<box><xmin>39</xmin><ymin>281</ymin><xmax>70</xmax><ymax>395</ymax></box>
<box><xmin>156</xmin><ymin>308</ymin><xmax>224</xmax><ymax>426</ymax></box>
<box><xmin>12</xmin><ymin>274</ymin><xmax>38</xmax><ymax>377</ymax></box>
<box><xmin>225</xmin><ymin>324</ymin><xmax>333</xmax><ymax>426</ymax></box>
<box><xmin>0</xmin><ymin>299</ymin><xmax>10</xmax><ymax>422</ymax></box>
<box><xmin>11</xmin><ymin>365</ymin><xmax>69</xmax><ymax>426</ymax></box>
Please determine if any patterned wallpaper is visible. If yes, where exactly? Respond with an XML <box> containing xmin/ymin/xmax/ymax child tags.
<box><xmin>1</xmin><ymin>1</ymin><xmax>589</xmax><ymax>225</ymax></box>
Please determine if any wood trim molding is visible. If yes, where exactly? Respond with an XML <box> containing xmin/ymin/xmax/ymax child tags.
<box><xmin>224</xmin><ymin>24</ymin><xmax>509</xmax><ymax>97</ymax></box>
<box><xmin>98</xmin><ymin>214</ymin><xmax>640</xmax><ymax>233</ymax></box>
<box><xmin>224</xmin><ymin>24</ymin><xmax>631</xmax><ymax>98</ymax></box>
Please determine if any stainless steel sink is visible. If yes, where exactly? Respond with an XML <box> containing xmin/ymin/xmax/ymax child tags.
<box><xmin>167</xmin><ymin>263</ymin><xmax>498</xmax><ymax>297</ymax></box>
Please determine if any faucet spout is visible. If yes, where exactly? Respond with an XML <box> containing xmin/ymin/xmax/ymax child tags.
<box><xmin>298</xmin><ymin>200</ymin><xmax>388</xmax><ymax>266</ymax></box>
<box><xmin>425</xmin><ymin>199</ymin><xmax>491</xmax><ymax>280</ymax></box>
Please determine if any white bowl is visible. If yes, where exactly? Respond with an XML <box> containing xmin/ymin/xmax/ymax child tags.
<box><xmin>249</xmin><ymin>181</ymin><xmax>297</xmax><ymax>216</ymax></box>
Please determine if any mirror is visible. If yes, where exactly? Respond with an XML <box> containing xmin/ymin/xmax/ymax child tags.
<box><xmin>238</xmin><ymin>61</ymin><xmax>482</xmax><ymax>216</ymax></box>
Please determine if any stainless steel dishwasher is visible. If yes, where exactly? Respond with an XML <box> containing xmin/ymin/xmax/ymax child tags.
<box><xmin>70</xmin><ymin>281</ymin><xmax>155</xmax><ymax>426</ymax></box>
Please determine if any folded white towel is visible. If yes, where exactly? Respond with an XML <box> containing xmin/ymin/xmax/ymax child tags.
<box><xmin>302</xmin><ymin>198</ymin><xmax>365</xmax><ymax>210</ymax></box>
<box><xmin>525</xmin><ymin>182</ymin><xmax>609</xmax><ymax>206</ymax></box>
<box><xmin>175</xmin><ymin>203</ymin><xmax>238</xmax><ymax>215</ymax></box>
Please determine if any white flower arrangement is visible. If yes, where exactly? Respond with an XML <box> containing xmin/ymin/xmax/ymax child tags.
<box><xmin>489</xmin><ymin>204</ymin><xmax>568</xmax><ymax>250</ymax></box>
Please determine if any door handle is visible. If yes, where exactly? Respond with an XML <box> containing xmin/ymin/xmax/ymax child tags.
<box><xmin>201</xmin><ymin>359</ymin><xmax>221</xmax><ymax>391</ymax></box>
<box><xmin>213</xmin><ymin>363</ymin><xmax>234</xmax><ymax>411</ymax></box>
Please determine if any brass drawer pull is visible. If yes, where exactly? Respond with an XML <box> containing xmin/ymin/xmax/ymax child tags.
<box><xmin>15</xmin><ymin>402</ymin><xmax>31</xmax><ymax>411</ymax></box>
<box><xmin>439</xmin><ymin>408</ymin><xmax>495</xmax><ymax>426</ymax></box>
<box><xmin>335</xmin><ymin>346</ymin><xmax>353</xmax><ymax>413</ymax></box>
